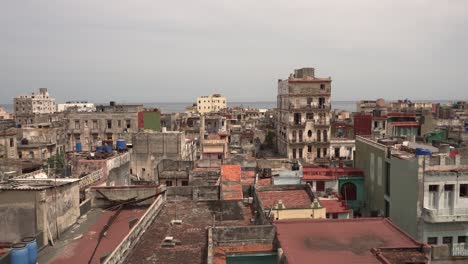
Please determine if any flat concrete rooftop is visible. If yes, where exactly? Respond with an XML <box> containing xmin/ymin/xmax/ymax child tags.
<box><xmin>125</xmin><ymin>200</ymin><xmax>255</xmax><ymax>264</ymax></box>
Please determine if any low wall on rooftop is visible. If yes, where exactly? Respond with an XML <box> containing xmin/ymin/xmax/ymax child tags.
<box><xmin>166</xmin><ymin>185</ymin><xmax>220</xmax><ymax>201</ymax></box>
<box><xmin>211</xmin><ymin>225</ymin><xmax>276</xmax><ymax>245</ymax></box>
<box><xmin>90</xmin><ymin>185</ymin><xmax>161</xmax><ymax>208</ymax></box>
<box><xmin>103</xmin><ymin>194</ymin><xmax>165</xmax><ymax>264</ymax></box>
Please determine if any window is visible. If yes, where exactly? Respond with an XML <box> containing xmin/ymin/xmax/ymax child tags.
<box><xmin>341</xmin><ymin>182</ymin><xmax>357</xmax><ymax>201</ymax></box>
<box><xmin>298</xmin><ymin>130</ymin><xmax>303</xmax><ymax>142</ymax></box>
<box><xmin>308</xmin><ymin>145</ymin><xmax>312</xmax><ymax>153</ymax></box>
<box><xmin>323</xmin><ymin>148</ymin><xmax>327</xmax><ymax>157</ymax></box>
<box><xmin>332</xmin><ymin>213</ymin><xmax>338</xmax><ymax>219</ymax></box>
<box><xmin>317</xmin><ymin>130</ymin><xmax>321</xmax><ymax>142</ymax></box>
<box><xmin>385</xmin><ymin>163</ymin><xmax>390</xmax><ymax>196</ymax></box>
<box><xmin>118</xmin><ymin>120</ymin><xmax>122</xmax><ymax>128</ymax></box>
<box><xmin>306</xmin><ymin>113</ymin><xmax>314</xmax><ymax>120</ymax></box>
<box><xmin>444</xmin><ymin>184</ymin><xmax>454</xmax><ymax>191</ymax></box>
<box><xmin>292</xmin><ymin>148</ymin><xmax>297</xmax><ymax>159</ymax></box>
<box><xmin>107</xmin><ymin>120</ymin><xmax>112</xmax><ymax>129</ymax></box>
<box><xmin>292</xmin><ymin>130</ymin><xmax>297</xmax><ymax>142</ymax></box>
<box><xmin>182</xmin><ymin>181</ymin><xmax>189</xmax><ymax>186</ymax></box>
<box><xmin>317</xmin><ymin>148</ymin><xmax>321</xmax><ymax>158</ymax></box>
<box><xmin>298</xmin><ymin>148</ymin><xmax>303</xmax><ymax>159</ymax></box>
<box><xmin>75</xmin><ymin>120</ymin><xmax>80</xmax><ymax>129</ymax></box>
<box><xmin>165</xmin><ymin>181</ymin><xmax>173</xmax><ymax>187</ymax></box>
<box><xmin>323</xmin><ymin>130</ymin><xmax>328</xmax><ymax>142</ymax></box>
<box><xmin>427</xmin><ymin>237</ymin><xmax>438</xmax><ymax>245</ymax></box>
<box><xmin>126</xmin><ymin>120</ymin><xmax>131</xmax><ymax>129</ymax></box>
<box><xmin>460</xmin><ymin>184</ymin><xmax>468</xmax><ymax>197</ymax></box>
<box><xmin>429</xmin><ymin>185</ymin><xmax>439</xmax><ymax>192</ymax></box>
<box><xmin>93</xmin><ymin>120</ymin><xmax>98</xmax><ymax>129</ymax></box>
<box><xmin>316</xmin><ymin>181</ymin><xmax>325</xmax><ymax>192</ymax></box>
<box><xmin>443</xmin><ymin>236</ymin><xmax>453</xmax><ymax>245</ymax></box>
<box><xmin>385</xmin><ymin>200</ymin><xmax>390</xmax><ymax>217</ymax></box>
<box><xmin>9</xmin><ymin>138</ymin><xmax>14</xmax><ymax>147</ymax></box>
<box><xmin>106</xmin><ymin>133</ymin><xmax>113</xmax><ymax>140</ymax></box>
<box><xmin>334</xmin><ymin>148</ymin><xmax>340</xmax><ymax>158</ymax></box>
<box><xmin>458</xmin><ymin>236</ymin><xmax>467</xmax><ymax>243</ymax></box>
<box><xmin>294</xmin><ymin>113</ymin><xmax>301</xmax><ymax>125</ymax></box>
<box><xmin>307</xmin><ymin>130</ymin><xmax>312</xmax><ymax>137</ymax></box>
<box><xmin>320</xmin><ymin>84</ymin><xmax>325</xmax><ymax>90</ymax></box>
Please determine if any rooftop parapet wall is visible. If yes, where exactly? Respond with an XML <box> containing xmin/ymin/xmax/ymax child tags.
<box><xmin>90</xmin><ymin>185</ymin><xmax>162</xmax><ymax>207</ymax></box>
<box><xmin>104</xmin><ymin>195</ymin><xmax>165</xmax><ymax>264</ymax></box>
<box><xmin>166</xmin><ymin>185</ymin><xmax>220</xmax><ymax>201</ymax></box>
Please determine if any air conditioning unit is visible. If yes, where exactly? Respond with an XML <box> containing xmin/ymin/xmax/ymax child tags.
<box><xmin>171</xmin><ymin>220</ymin><xmax>183</xmax><ymax>225</ymax></box>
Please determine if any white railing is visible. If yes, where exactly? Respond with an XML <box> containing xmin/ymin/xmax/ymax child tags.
<box><xmin>452</xmin><ymin>243</ymin><xmax>468</xmax><ymax>256</ymax></box>
<box><xmin>429</xmin><ymin>208</ymin><xmax>468</xmax><ymax>216</ymax></box>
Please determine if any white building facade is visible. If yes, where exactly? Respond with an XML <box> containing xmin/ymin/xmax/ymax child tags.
<box><xmin>14</xmin><ymin>88</ymin><xmax>56</xmax><ymax>115</ymax></box>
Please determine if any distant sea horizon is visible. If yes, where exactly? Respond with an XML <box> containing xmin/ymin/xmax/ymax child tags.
<box><xmin>0</xmin><ymin>100</ymin><xmax>456</xmax><ymax>114</ymax></box>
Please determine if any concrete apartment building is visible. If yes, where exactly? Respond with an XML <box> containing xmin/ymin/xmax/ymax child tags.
<box><xmin>276</xmin><ymin>67</ymin><xmax>332</xmax><ymax>164</ymax></box>
<box><xmin>14</xmin><ymin>88</ymin><xmax>56</xmax><ymax>116</ymax></box>
<box><xmin>65</xmin><ymin>102</ymin><xmax>142</xmax><ymax>152</ymax></box>
<box><xmin>131</xmin><ymin>131</ymin><xmax>192</xmax><ymax>181</ymax></box>
<box><xmin>196</xmin><ymin>94</ymin><xmax>226</xmax><ymax>114</ymax></box>
<box><xmin>57</xmin><ymin>101</ymin><xmax>95</xmax><ymax>112</ymax></box>
<box><xmin>0</xmin><ymin>128</ymin><xmax>18</xmax><ymax>159</ymax></box>
<box><xmin>0</xmin><ymin>107</ymin><xmax>12</xmax><ymax>120</ymax></box>
<box><xmin>356</xmin><ymin>136</ymin><xmax>468</xmax><ymax>258</ymax></box>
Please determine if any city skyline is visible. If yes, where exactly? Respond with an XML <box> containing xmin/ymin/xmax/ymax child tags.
<box><xmin>2</xmin><ymin>0</ymin><xmax>468</xmax><ymax>103</ymax></box>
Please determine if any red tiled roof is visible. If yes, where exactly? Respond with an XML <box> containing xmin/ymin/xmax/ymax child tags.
<box><xmin>320</xmin><ymin>199</ymin><xmax>351</xmax><ymax>214</ymax></box>
<box><xmin>221</xmin><ymin>165</ymin><xmax>241</xmax><ymax>182</ymax></box>
<box><xmin>391</xmin><ymin>122</ymin><xmax>420</xmax><ymax>127</ymax></box>
<box><xmin>302</xmin><ymin>174</ymin><xmax>336</xmax><ymax>181</ymax></box>
<box><xmin>49</xmin><ymin>208</ymin><xmax>147</xmax><ymax>264</ymax></box>
<box><xmin>258</xmin><ymin>190</ymin><xmax>312</xmax><ymax>209</ymax></box>
<box><xmin>387</xmin><ymin>112</ymin><xmax>416</xmax><ymax>117</ymax></box>
<box><xmin>221</xmin><ymin>165</ymin><xmax>243</xmax><ymax>200</ymax></box>
<box><xmin>274</xmin><ymin>218</ymin><xmax>421</xmax><ymax>264</ymax></box>
<box><xmin>302</xmin><ymin>167</ymin><xmax>364</xmax><ymax>180</ymax></box>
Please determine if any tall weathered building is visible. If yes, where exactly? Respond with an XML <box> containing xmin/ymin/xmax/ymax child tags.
<box><xmin>277</xmin><ymin>68</ymin><xmax>332</xmax><ymax>164</ymax></box>
<box><xmin>65</xmin><ymin>102</ymin><xmax>143</xmax><ymax>152</ymax></box>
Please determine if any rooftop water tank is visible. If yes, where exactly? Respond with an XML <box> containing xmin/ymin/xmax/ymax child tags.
<box><xmin>415</xmin><ymin>148</ymin><xmax>431</xmax><ymax>156</ymax></box>
<box><xmin>21</xmin><ymin>237</ymin><xmax>37</xmax><ymax>264</ymax></box>
<box><xmin>116</xmin><ymin>139</ymin><xmax>126</xmax><ymax>151</ymax></box>
<box><xmin>76</xmin><ymin>142</ymin><xmax>82</xmax><ymax>153</ymax></box>
<box><xmin>10</xmin><ymin>243</ymin><xmax>28</xmax><ymax>264</ymax></box>
<box><xmin>104</xmin><ymin>145</ymin><xmax>113</xmax><ymax>153</ymax></box>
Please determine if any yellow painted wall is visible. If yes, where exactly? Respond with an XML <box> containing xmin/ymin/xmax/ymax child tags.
<box><xmin>272</xmin><ymin>207</ymin><xmax>326</xmax><ymax>220</ymax></box>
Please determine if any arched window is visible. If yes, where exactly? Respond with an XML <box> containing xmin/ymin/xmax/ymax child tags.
<box><xmin>341</xmin><ymin>182</ymin><xmax>357</xmax><ymax>201</ymax></box>
<box><xmin>307</xmin><ymin>130</ymin><xmax>312</xmax><ymax>138</ymax></box>
<box><xmin>323</xmin><ymin>130</ymin><xmax>328</xmax><ymax>142</ymax></box>
<box><xmin>317</xmin><ymin>130</ymin><xmax>321</xmax><ymax>142</ymax></box>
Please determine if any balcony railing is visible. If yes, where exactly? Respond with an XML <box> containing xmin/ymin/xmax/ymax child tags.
<box><xmin>452</xmin><ymin>243</ymin><xmax>468</xmax><ymax>257</ymax></box>
<box><xmin>423</xmin><ymin>207</ymin><xmax>468</xmax><ymax>223</ymax></box>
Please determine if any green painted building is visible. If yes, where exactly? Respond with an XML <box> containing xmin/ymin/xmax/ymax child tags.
<box><xmin>338</xmin><ymin>176</ymin><xmax>365</xmax><ymax>212</ymax></box>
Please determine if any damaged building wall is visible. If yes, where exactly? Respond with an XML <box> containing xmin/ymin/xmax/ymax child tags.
<box><xmin>44</xmin><ymin>182</ymin><xmax>80</xmax><ymax>242</ymax></box>
<box><xmin>0</xmin><ymin>181</ymin><xmax>80</xmax><ymax>247</ymax></box>
<box><xmin>131</xmin><ymin>132</ymin><xmax>188</xmax><ymax>181</ymax></box>
<box><xmin>0</xmin><ymin>191</ymin><xmax>37</xmax><ymax>243</ymax></box>
<box><xmin>165</xmin><ymin>186</ymin><xmax>220</xmax><ymax>201</ymax></box>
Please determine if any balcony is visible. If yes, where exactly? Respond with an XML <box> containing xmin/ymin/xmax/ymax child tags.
<box><xmin>452</xmin><ymin>243</ymin><xmax>468</xmax><ymax>257</ymax></box>
<box><xmin>289</xmin><ymin>104</ymin><xmax>331</xmax><ymax>111</ymax></box>
<box><xmin>314</xmin><ymin>120</ymin><xmax>330</xmax><ymax>127</ymax></box>
<box><xmin>423</xmin><ymin>207</ymin><xmax>468</xmax><ymax>223</ymax></box>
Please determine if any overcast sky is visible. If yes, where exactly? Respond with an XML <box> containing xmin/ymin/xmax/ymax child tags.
<box><xmin>1</xmin><ymin>0</ymin><xmax>468</xmax><ymax>104</ymax></box>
